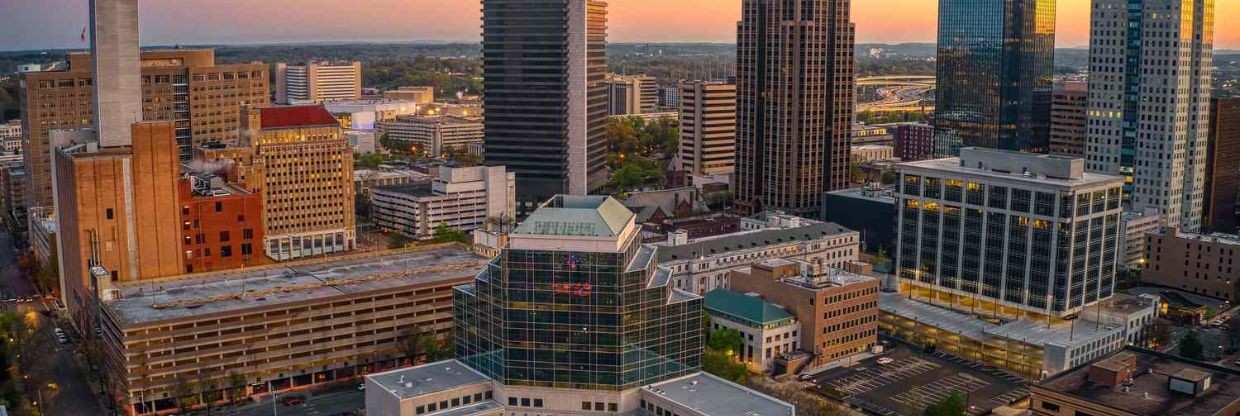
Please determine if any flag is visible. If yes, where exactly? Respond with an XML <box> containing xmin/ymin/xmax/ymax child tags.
<box><xmin>81</xmin><ymin>26</ymin><xmax>87</xmax><ymax>42</ymax></box>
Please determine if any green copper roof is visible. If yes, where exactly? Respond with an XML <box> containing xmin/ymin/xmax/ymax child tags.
<box><xmin>704</xmin><ymin>289</ymin><xmax>794</xmax><ymax>327</ymax></box>
<box><xmin>514</xmin><ymin>195</ymin><xmax>634</xmax><ymax>237</ymax></box>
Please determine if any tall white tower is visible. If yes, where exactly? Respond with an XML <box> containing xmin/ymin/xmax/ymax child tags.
<box><xmin>89</xmin><ymin>0</ymin><xmax>142</xmax><ymax>148</ymax></box>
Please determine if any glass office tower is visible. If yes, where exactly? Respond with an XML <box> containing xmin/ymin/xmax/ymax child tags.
<box><xmin>454</xmin><ymin>196</ymin><xmax>702</xmax><ymax>390</ymax></box>
<box><xmin>933</xmin><ymin>0</ymin><xmax>1055</xmax><ymax>157</ymax></box>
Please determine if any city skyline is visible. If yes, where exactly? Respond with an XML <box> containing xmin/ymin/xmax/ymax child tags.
<box><xmin>3</xmin><ymin>0</ymin><xmax>1240</xmax><ymax>51</ymax></box>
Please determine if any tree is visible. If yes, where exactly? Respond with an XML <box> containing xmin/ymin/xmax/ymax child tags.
<box><xmin>707</xmin><ymin>328</ymin><xmax>744</xmax><ymax>357</ymax></box>
<box><xmin>226</xmin><ymin>372</ymin><xmax>248</xmax><ymax>406</ymax></box>
<box><xmin>444</xmin><ymin>147</ymin><xmax>482</xmax><ymax>166</ymax></box>
<box><xmin>702</xmin><ymin>349</ymin><xmax>748</xmax><ymax>384</ymax></box>
<box><xmin>923</xmin><ymin>391</ymin><xmax>967</xmax><ymax>416</ymax></box>
<box><xmin>387</xmin><ymin>233</ymin><xmax>414</xmax><ymax>249</ymax></box>
<box><xmin>355</xmin><ymin>152</ymin><xmax>387</xmax><ymax>169</ymax></box>
<box><xmin>1227</xmin><ymin>318</ymin><xmax>1240</xmax><ymax>350</ymax></box>
<box><xmin>880</xmin><ymin>170</ymin><xmax>899</xmax><ymax>185</ymax></box>
<box><xmin>1180</xmin><ymin>331</ymin><xmax>1205</xmax><ymax>361</ymax></box>
<box><xmin>1148</xmin><ymin>319</ymin><xmax>1172</xmax><ymax>349</ymax></box>
<box><xmin>432</xmin><ymin>224</ymin><xmax>469</xmax><ymax>244</ymax></box>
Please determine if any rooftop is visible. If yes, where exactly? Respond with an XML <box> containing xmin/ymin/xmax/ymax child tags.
<box><xmin>704</xmin><ymin>289</ymin><xmax>795</xmax><ymax>327</ymax></box>
<box><xmin>880</xmin><ymin>293</ymin><xmax>1126</xmax><ymax>349</ymax></box>
<box><xmin>367</xmin><ymin>360</ymin><xmax>491</xmax><ymax>401</ymax></box>
<box><xmin>655</xmin><ymin>221</ymin><xmax>855</xmax><ymax>262</ymax></box>
<box><xmin>373</xmin><ymin>183</ymin><xmax>434</xmax><ymax>198</ymax></box>
<box><xmin>899</xmin><ymin>147</ymin><xmax>1123</xmax><ymax>189</ymax></box>
<box><xmin>644</xmin><ymin>372</ymin><xmax>795</xmax><ymax>416</ymax></box>
<box><xmin>1038</xmin><ymin>348</ymin><xmax>1240</xmax><ymax>416</ymax></box>
<box><xmin>259</xmin><ymin>105</ymin><xmax>340</xmax><ymax>129</ymax></box>
<box><xmin>827</xmin><ymin>186</ymin><xmax>898</xmax><ymax>204</ymax></box>
<box><xmin>104</xmin><ymin>247</ymin><xmax>488</xmax><ymax>326</ymax></box>
<box><xmin>513</xmin><ymin>195</ymin><xmax>634</xmax><ymax>238</ymax></box>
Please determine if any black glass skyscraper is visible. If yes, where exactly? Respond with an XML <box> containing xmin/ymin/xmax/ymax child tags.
<box><xmin>454</xmin><ymin>195</ymin><xmax>702</xmax><ymax>390</ymax></box>
<box><xmin>933</xmin><ymin>0</ymin><xmax>1055</xmax><ymax>157</ymax></box>
<box><xmin>481</xmin><ymin>0</ymin><xmax>609</xmax><ymax>209</ymax></box>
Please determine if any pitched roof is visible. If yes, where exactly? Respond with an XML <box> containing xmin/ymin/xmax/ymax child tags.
<box><xmin>704</xmin><ymin>289</ymin><xmax>794</xmax><ymax>327</ymax></box>
<box><xmin>259</xmin><ymin>105</ymin><xmax>340</xmax><ymax>129</ymax></box>
<box><xmin>514</xmin><ymin>195</ymin><xmax>634</xmax><ymax>238</ymax></box>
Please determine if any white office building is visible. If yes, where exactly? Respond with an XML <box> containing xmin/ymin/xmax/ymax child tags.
<box><xmin>275</xmin><ymin>61</ymin><xmax>363</xmax><ymax>104</ymax></box>
<box><xmin>371</xmin><ymin>166</ymin><xmax>514</xmax><ymax>240</ymax></box>
<box><xmin>380</xmin><ymin>115</ymin><xmax>484</xmax><ymax>157</ymax></box>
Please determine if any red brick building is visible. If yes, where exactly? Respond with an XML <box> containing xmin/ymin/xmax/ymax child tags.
<box><xmin>178</xmin><ymin>176</ymin><xmax>266</xmax><ymax>273</ymax></box>
<box><xmin>893</xmin><ymin>123</ymin><xmax>935</xmax><ymax>162</ymax></box>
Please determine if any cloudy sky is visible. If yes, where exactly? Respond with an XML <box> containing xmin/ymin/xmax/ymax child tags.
<box><xmin>1</xmin><ymin>0</ymin><xmax>1237</xmax><ymax>51</ymax></box>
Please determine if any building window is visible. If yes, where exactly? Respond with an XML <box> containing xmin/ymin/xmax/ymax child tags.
<box><xmin>106</xmin><ymin>208</ymin><xmax>114</xmax><ymax>220</ymax></box>
<box><xmin>533</xmin><ymin>399</ymin><xmax>543</xmax><ymax>408</ymax></box>
<box><xmin>215</xmin><ymin>201</ymin><xmax>223</xmax><ymax>212</ymax></box>
<box><xmin>221</xmin><ymin>246</ymin><xmax>232</xmax><ymax>258</ymax></box>
<box><xmin>595</xmin><ymin>402</ymin><xmax>605</xmax><ymax>411</ymax></box>
<box><xmin>509</xmin><ymin>398</ymin><xmax>517</xmax><ymax>406</ymax></box>
<box><xmin>582</xmin><ymin>402</ymin><xmax>592</xmax><ymax>411</ymax></box>
<box><xmin>608</xmin><ymin>403</ymin><xmax>618</xmax><ymax>412</ymax></box>
<box><xmin>220</xmin><ymin>231</ymin><xmax>231</xmax><ymax>242</ymax></box>
<box><xmin>521</xmin><ymin>398</ymin><xmax>530</xmax><ymax>407</ymax></box>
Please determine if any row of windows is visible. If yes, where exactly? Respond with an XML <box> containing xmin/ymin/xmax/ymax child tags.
<box><xmin>415</xmin><ymin>390</ymin><xmax>492</xmax><ymax>415</ymax></box>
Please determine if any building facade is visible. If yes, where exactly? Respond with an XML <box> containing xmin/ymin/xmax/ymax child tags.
<box><xmin>678</xmin><ymin>81</ymin><xmax>737</xmax><ymax>177</ymax></box>
<box><xmin>604</xmin><ymin>74</ymin><xmax>658</xmax><ymax>116</ymax></box>
<box><xmin>893</xmin><ymin>123</ymin><xmax>934</xmax><ymax>162</ymax></box>
<box><xmin>1032</xmin><ymin>348</ymin><xmax>1240</xmax><ymax>416</ymax></box>
<box><xmin>704</xmin><ymin>289</ymin><xmax>800</xmax><ymax>372</ymax></box>
<box><xmin>1141</xmin><ymin>230</ymin><xmax>1240</xmax><ymax>301</ymax></box>
<box><xmin>1049</xmin><ymin>81</ymin><xmax>1087</xmax><ymax>158</ymax></box>
<box><xmin>275</xmin><ymin>61</ymin><xmax>363</xmax><ymax>104</ymax></box>
<box><xmin>1119</xmin><ymin>209</ymin><xmax>1161</xmax><ymax>271</ymax></box>
<box><xmin>177</xmin><ymin>175</ymin><xmax>266</xmax><ymax>274</ymax></box>
<box><xmin>380</xmin><ymin>115</ymin><xmax>484</xmax><ymax>158</ymax></box>
<box><xmin>653</xmin><ymin>214</ymin><xmax>860</xmax><ymax>295</ymax></box>
<box><xmin>482</xmin><ymin>0</ymin><xmax>609</xmax><ymax>204</ymax></box>
<box><xmin>735</xmin><ymin>0</ymin><xmax>855</xmax><ymax>217</ymax></box>
<box><xmin>1205</xmin><ymin>97</ymin><xmax>1240</xmax><ymax>234</ymax></box>
<box><xmin>239</xmin><ymin>105</ymin><xmax>356</xmax><ymax>261</ymax></box>
<box><xmin>383</xmin><ymin>86</ymin><xmax>434</xmax><ymax>105</ymax></box>
<box><xmin>371</xmin><ymin>166</ymin><xmax>515</xmax><ymax>241</ymax></box>
<box><xmin>895</xmin><ymin>148</ymin><xmax>1126</xmax><ymax>320</ymax></box>
<box><xmin>1086</xmin><ymin>0</ymin><xmax>1215</xmax><ymax>232</ymax></box>
<box><xmin>21</xmin><ymin>49</ymin><xmax>269</xmax><ymax>207</ymax></box>
<box><xmin>0</xmin><ymin>120</ymin><xmax>20</xmax><ymax>153</ymax></box>
<box><xmin>851</xmin><ymin>144</ymin><xmax>894</xmax><ymax>164</ymax></box>
<box><xmin>98</xmin><ymin>247</ymin><xmax>489</xmax><ymax>415</ymax></box>
<box><xmin>933</xmin><ymin>0</ymin><xmax>1055</xmax><ymax>156</ymax></box>
<box><xmin>731</xmin><ymin>259</ymin><xmax>879</xmax><ymax>369</ymax></box>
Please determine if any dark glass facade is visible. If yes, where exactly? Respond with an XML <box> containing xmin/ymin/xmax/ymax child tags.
<box><xmin>454</xmin><ymin>238</ymin><xmax>702</xmax><ymax>391</ymax></box>
<box><xmin>481</xmin><ymin>0</ymin><xmax>609</xmax><ymax>206</ymax></box>
<box><xmin>933</xmin><ymin>0</ymin><xmax>1055</xmax><ymax>156</ymax></box>
<box><xmin>896</xmin><ymin>173</ymin><xmax>1122</xmax><ymax>315</ymax></box>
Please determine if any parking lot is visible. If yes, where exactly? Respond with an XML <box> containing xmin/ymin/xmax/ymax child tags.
<box><xmin>811</xmin><ymin>344</ymin><xmax>1028</xmax><ymax>416</ymax></box>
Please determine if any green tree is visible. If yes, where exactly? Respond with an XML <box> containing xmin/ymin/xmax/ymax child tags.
<box><xmin>432</xmin><ymin>224</ymin><xmax>469</xmax><ymax>244</ymax></box>
<box><xmin>923</xmin><ymin>391</ymin><xmax>967</xmax><ymax>416</ymax></box>
<box><xmin>355</xmin><ymin>152</ymin><xmax>387</xmax><ymax>169</ymax></box>
<box><xmin>1180</xmin><ymin>331</ymin><xmax>1205</xmax><ymax>361</ymax></box>
<box><xmin>707</xmin><ymin>328</ymin><xmax>745</xmax><ymax>357</ymax></box>
<box><xmin>702</xmin><ymin>349</ymin><xmax>748</xmax><ymax>384</ymax></box>
<box><xmin>386</xmin><ymin>233</ymin><xmax>413</xmax><ymax>250</ymax></box>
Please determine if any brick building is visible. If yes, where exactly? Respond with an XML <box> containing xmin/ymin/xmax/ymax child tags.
<box><xmin>178</xmin><ymin>175</ymin><xmax>266</xmax><ymax>274</ymax></box>
<box><xmin>893</xmin><ymin>123</ymin><xmax>934</xmax><ymax>162</ymax></box>
<box><xmin>1142</xmin><ymin>229</ymin><xmax>1240</xmax><ymax>301</ymax></box>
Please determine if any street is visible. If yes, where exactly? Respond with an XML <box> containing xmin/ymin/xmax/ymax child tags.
<box><xmin>220</xmin><ymin>388</ymin><xmax>363</xmax><ymax>416</ymax></box>
<box><xmin>0</xmin><ymin>231</ymin><xmax>106</xmax><ymax>415</ymax></box>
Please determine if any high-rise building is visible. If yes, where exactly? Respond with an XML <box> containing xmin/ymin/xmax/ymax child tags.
<box><xmin>895</xmin><ymin>148</ymin><xmax>1125</xmax><ymax>320</ymax></box>
<box><xmin>893</xmin><ymin>123</ymin><xmax>935</xmax><ymax>162</ymax></box>
<box><xmin>1050</xmin><ymin>81</ymin><xmax>1088</xmax><ymax>158</ymax></box>
<box><xmin>275</xmin><ymin>61</ymin><xmax>363</xmax><ymax>104</ymax></box>
<box><xmin>735</xmin><ymin>0</ymin><xmax>856</xmax><ymax>217</ymax></box>
<box><xmin>20</xmin><ymin>49</ymin><xmax>269</xmax><ymax>207</ymax></box>
<box><xmin>1205</xmin><ymin>97</ymin><xmax>1240</xmax><ymax>234</ymax></box>
<box><xmin>933</xmin><ymin>0</ymin><xmax>1055</xmax><ymax>157</ymax></box>
<box><xmin>678</xmin><ymin>81</ymin><xmax>736</xmax><ymax>177</ymax></box>
<box><xmin>481</xmin><ymin>0</ymin><xmax>609</xmax><ymax>206</ymax></box>
<box><xmin>237</xmin><ymin>105</ymin><xmax>356</xmax><ymax>261</ymax></box>
<box><xmin>605</xmin><ymin>74</ymin><xmax>659</xmax><ymax>115</ymax></box>
<box><xmin>1086</xmin><ymin>0</ymin><xmax>1215</xmax><ymax>232</ymax></box>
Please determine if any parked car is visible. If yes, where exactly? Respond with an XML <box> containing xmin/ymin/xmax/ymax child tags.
<box><xmin>281</xmin><ymin>395</ymin><xmax>306</xmax><ymax>406</ymax></box>
<box><xmin>876</xmin><ymin>357</ymin><xmax>895</xmax><ymax>365</ymax></box>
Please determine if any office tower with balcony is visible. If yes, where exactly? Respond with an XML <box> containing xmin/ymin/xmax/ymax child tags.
<box><xmin>933</xmin><ymin>0</ymin><xmax>1055</xmax><ymax>157</ymax></box>
<box><xmin>1086</xmin><ymin>0</ymin><xmax>1215</xmax><ymax>231</ymax></box>
<box><xmin>678</xmin><ymin>81</ymin><xmax>737</xmax><ymax>178</ymax></box>
<box><xmin>735</xmin><ymin>0</ymin><xmax>855</xmax><ymax>217</ymax></box>
<box><xmin>895</xmin><ymin>148</ymin><xmax>1125</xmax><ymax>320</ymax></box>
<box><xmin>482</xmin><ymin>0</ymin><xmax>609</xmax><ymax>207</ymax></box>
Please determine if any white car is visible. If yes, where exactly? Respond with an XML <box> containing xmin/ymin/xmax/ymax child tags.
<box><xmin>876</xmin><ymin>358</ymin><xmax>895</xmax><ymax>365</ymax></box>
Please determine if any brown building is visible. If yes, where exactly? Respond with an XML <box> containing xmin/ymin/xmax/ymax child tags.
<box><xmin>1031</xmin><ymin>348</ymin><xmax>1240</xmax><ymax>416</ymax></box>
<box><xmin>731</xmin><ymin>258</ymin><xmax>879</xmax><ymax>368</ymax></box>
<box><xmin>1141</xmin><ymin>229</ymin><xmax>1240</xmax><ymax>301</ymax></box>
<box><xmin>54</xmin><ymin>122</ymin><xmax>185</xmax><ymax>328</ymax></box>
<box><xmin>382</xmin><ymin>86</ymin><xmax>434</xmax><ymax>104</ymax></box>
<box><xmin>1205</xmin><ymin>97</ymin><xmax>1240</xmax><ymax>234</ymax></box>
<box><xmin>20</xmin><ymin>49</ymin><xmax>269</xmax><ymax>208</ymax></box>
<box><xmin>235</xmin><ymin>105</ymin><xmax>356</xmax><ymax>261</ymax></box>
<box><xmin>735</xmin><ymin>0</ymin><xmax>855</xmax><ymax>216</ymax></box>
<box><xmin>679</xmin><ymin>81</ymin><xmax>737</xmax><ymax>177</ymax></box>
<box><xmin>97</xmin><ymin>246</ymin><xmax>489</xmax><ymax>415</ymax></box>
<box><xmin>893</xmin><ymin>123</ymin><xmax>934</xmax><ymax>162</ymax></box>
<box><xmin>1049</xmin><ymin>81</ymin><xmax>1088</xmax><ymax>158</ymax></box>
<box><xmin>178</xmin><ymin>176</ymin><xmax>267</xmax><ymax>274</ymax></box>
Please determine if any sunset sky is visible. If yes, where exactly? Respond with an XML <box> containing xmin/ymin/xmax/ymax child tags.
<box><xmin>1</xmin><ymin>0</ymin><xmax>1238</xmax><ymax>51</ymax></box>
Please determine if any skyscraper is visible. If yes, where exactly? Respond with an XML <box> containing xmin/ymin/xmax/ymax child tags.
<box><xmin>678</xmin><ymin>80</ymin><xmax>737</xmax><ymax>177</ymax></box>
<box><xmin>735</xmin><ymin>0</ymin><xmax>855</xmax><ymax>217</ymax></box>
<box><xmin>481</xmin><ymin>0</ymin><xmax>609</xmax><ymax>208</ymax></box>
<box><xmin>1086</xmin><ymin>0</ymin><xmax>1215</xmax><ymax>231</ymax></box>
<box><xmin>933</xmin><ymin>0</ymin><xmax>1055</xmax><ymax>157</ymax></box>
<box><xmin>1205</xmin><ymin>97</ymin><xmax>1240</xmax><ymax>234</ymax></box>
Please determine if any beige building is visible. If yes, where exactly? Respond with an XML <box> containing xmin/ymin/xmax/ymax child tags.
<box><xmin>731</xmin><ymin>259</ymin><xmax>879</xmax><ymax>369</ymax></box>
<box><xmin>605</xmin><ymin>74</ymin><xmax>658</xmax><ymax>115</ymax></box>
<box><xmin>236</xmin><ymin>105</ymin><xmax>357</xmax><ymax>261</ymax></box>
<box><xmin>371</xmin><ymin>166</ymin><xmax>515</xmax><ymax>241</ymax></box>
<box><xmin>383</xmin><ymin>86</ymin><xmax>435</xmax><ymax>105</ymax></box>
<box><xmin>850</xmin><ymin>144</ymin><xmax>895</xmax><ymax>163</ymax></box>
<box><xmin>276</xmin><ymin>61</ymin><xmax>363</xmax><ymax>104</ymax></box>
<box><xmin>0</xmin><ymin>120</ymin><xmax>20</xmax><ymax>153</ymax></box>
<box><xmin>98</xmin><ymin>246</ymin><xmax>489</xmax><ymax>415</ymax></box>
<box><xmin>20</xmin><ymin>49</ymin><xmax>270</xmax><ymax>208</ymax></box>
<box><xmin>1141</xmin><ymin>229</ymin><xmax>1240</xmax><ymax>301</ymax></box>
<box><xmin>380</xmin><ymin>115</ymin><xmax>484</xmax><ymax>157</ymax></box>
<box><xmin>679</xmin><ymin>81</ymin><xmax>737</xmax><ymax>177</ymax></box>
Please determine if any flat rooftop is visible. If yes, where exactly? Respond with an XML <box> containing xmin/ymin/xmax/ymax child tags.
<box><xmin>826</xmin><ymin>187</ymin><xmax>897</xmax><ymax>204</ymax></box>
<box><xmin>1038</xmin><ymin>348</ymin><xmax>1240</xmax><ymax>416</ymax></box>
<box><xmin>880</xmin><ymin>293</ymin><xmax>1122</xmax><ymax>349</ymax></box>
<box><xmin>655</xmin><ymin>221</ymin><xmax>855</xmax><ymax>262</ymax></box>
<box><xmin>645</xmin><ymin>372</ymin><xmax>794</xmax><ymax>416</ymax></box>
<box><xmin>367</xmin><ymin>360</ymin><xmax>491</xmax><ymax>401</ymax></box>
<box><xmin>105</xmin><ymin>247</ymin><xmax>488</xmax><ymax>326</ymax></box>
<box><xmin>899</xmin><ymin>148</ymin><xmax>1123</xmax><ymax>189</ymax></box>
